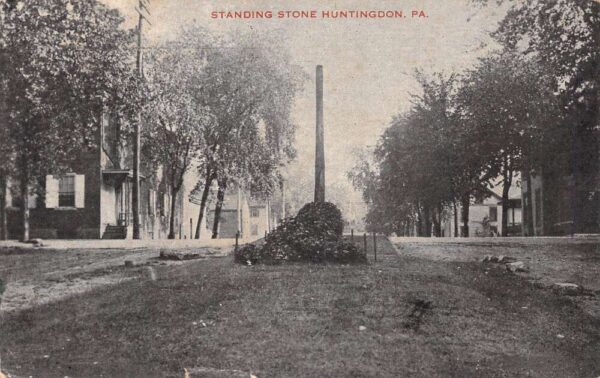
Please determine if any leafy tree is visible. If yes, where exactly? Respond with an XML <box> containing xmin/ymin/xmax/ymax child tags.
<box><xmin>457</xmin><ymin>50</ymin><xmax>560</xmax><ymax>235</ymax></box>
<box><xmin>144</xmin><ymin>44</ymin><xmax>209</xmax><ymax>239</ymax></box>
<box><xmin>186</xmin><ymin>30</ymin><xmax>302</xmax><ymax>239</ymax></box>
<box><xmin>0</xmin><ymin>2</ymin><xmax>12</xmax><ymax>239</ymax></box>
<box><xmin>0</xmin><ymin>0</ymin><xmax>139</xmax><ymax>240</ymax></box>
<box><xmin>356</xmin><ymin>0</ymin><xmax>598</xmax><ymax>238</ymax></box>
<box><xmin>0</xmin><ymin>76</ymin><xmax>13</xmax><ymax>240</ymax></box>
<box><xmin>352</xmin><ymin>73</ymin><xmax>464</xmax><ymax>236</ymax></box>
<box><xmin>477</xmin><ymin>0</ymin><xmax>599</xmax><ymax>233</ymax></box>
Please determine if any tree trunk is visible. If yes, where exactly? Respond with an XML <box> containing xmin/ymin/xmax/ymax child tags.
<box><xmin>280</xmin><ymin>179</ymin><xmax>286</xmax><ymax>220</ymax></box>
<box><xmin>433</xmin><ymin>204</ymin><xmax>442</xmax><ymax>237</ymax></box>
<box><xmin>524</xmin><ymin>168</ymin><xmax>534</xmax><ymax>236</ymax></box>
<box><xmin>167</xmin><ymin>185</ymin><xmax>180</xmax><ymax>239</ymax></box>
<box><xmin>423</xmin><ymin>205</ymin><xmax>432</xmax><ymax>237</ymax></box>
<box><xmin>0</xmin><ymin>172</ymin><xmax>7</xmax><ymax>240</ymax></box>
<box><xmin>453</xmin><ymin>201</ymin><xmax>458</xmax><ymax>237</ymax></box>
<box><xmin>194</xmin><ymin>170</ymin><xmax>214</xmax><ymax>239</ymax></box>
<box><xmin>501</xmin><ymin>165</ymin><xmax>513</xmax><ymax>237</ymax></box>
<box><xmin>416</xmin><ymin>203</ymin><xmax>423</xmax><ymax>237</ymax></box>
<box><xmin>460</xmin><ymin>194</ymin><xmax>470</xmax><ymax>237</ymax></box>
<box><xmin>19</xmin><ymin>156</ymin><xmax>29</xmax><ymax>242</ymax></box>
<box><xmin>211</xmin><ymin>178</ymin><xmax>227</xmax><ymax>239</ymax></box>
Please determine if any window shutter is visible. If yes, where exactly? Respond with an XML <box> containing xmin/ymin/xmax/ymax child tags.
<box><xmin>75</xmin><ymin>174</ymin><xmax>85</xmax><ymax>208</ymax></box>
<box><xmin>45</xmin><ymin>175</ymin><xmax>59</xmax><ymax>208</ymax></box>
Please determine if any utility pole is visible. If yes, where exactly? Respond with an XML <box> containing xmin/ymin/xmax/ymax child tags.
<box><xmin>132</xmin><ymin>0</ymin><xmax>150</xmax><ymax>239</ymax></box>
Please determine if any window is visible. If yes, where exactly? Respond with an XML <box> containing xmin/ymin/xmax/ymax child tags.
<box><xmin>251</xmin><ymin>208</ymin><xmax>260</xmax><ymax>218</ymax></box>
<box><xmin>489</xmin><ymin>206</ymin><xmax>497</xmax><ymax>222</ymax></box>
<box><xmin>251</xmin><ymin>224</ymin><xmax>259</xmax><ymax>236</ymax></box>
<box><xmin>45</xmin><ymin>174</ymin><xmax>84</xmax><ymax>208</ymax></box>
<box><xmin>59</xmin><ymin>176</ymin><xmax>75</xmax><ymax>207</ymax></box>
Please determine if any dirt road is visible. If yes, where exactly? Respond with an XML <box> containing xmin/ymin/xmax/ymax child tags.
<box><xmin>0</xmin><ymin>246</ymin><xmax>230</xmax><ymax>313</ymax></box>
<box><xmin>392</xmin><ymin>237</ymin><xmax>600</xmax><ymax>288</ymax></box>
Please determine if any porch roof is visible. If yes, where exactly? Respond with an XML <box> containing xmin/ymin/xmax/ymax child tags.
<box><xmin>496</xmin><ymin>198</ymin><xmax>522</xmax><ymax>208</ymax></box>
<box><xmin>102</xmin><ymin>169</ymin><xmax>145</xmax><ymax>186</ymax></box>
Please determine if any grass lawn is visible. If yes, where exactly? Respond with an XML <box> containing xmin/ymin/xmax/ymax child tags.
<box><xmin>1</xmin><ymin>238</ymin><xmax>599</xmax><ymax>377</ymax></box>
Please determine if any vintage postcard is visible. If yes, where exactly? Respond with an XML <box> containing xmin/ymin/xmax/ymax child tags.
<box><xmin>0</xmin><ymin>0</ymin><xmax>598</xmax><ymax>377</ymax></box>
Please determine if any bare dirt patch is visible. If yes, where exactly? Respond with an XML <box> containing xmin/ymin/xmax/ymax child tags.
<box><xmin>0</xmin><ymin>246</ymin><xmax>230</xmax><ymax>313</ymax></box>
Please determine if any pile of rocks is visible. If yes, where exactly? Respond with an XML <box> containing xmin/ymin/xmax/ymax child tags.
<box><xmin>551</xmin><ymin>282</ymin><xmax>586</xmax><ymax>296</ymax></box>
<box><xmin>235</xmin><ymin>202</ymin><xmax>366</xmax><ymax>265</ymax></box>
<box><xmin>481</xmin><ymin>255</ymin><xmax>529</xmax><ymax>273</ymax></box>
<box><xmin>482</xmin><ymin>255</ymin><xmax>590</xmax><ymax>297</ymax></box>
<box><xmin>24</xmin><ymin>238</ymin><xmax>45</xmax><ymax>247</ymax></box>
<box><xmin>159</xmin><ymin>250</ymin><xmax>203</xmax><ymax>261</ymax></box>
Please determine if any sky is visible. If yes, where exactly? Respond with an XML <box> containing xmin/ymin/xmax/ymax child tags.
<box><xmin>102</xmin><ymin>0</ymin><xmax>508</xmax><ymax>211</ymax></box>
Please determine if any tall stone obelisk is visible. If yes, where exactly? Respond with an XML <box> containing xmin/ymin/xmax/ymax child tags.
<box><xmin>314</xmin><ymin>65</ymin><xmax>325</xmax><ymax>203</ymax></box>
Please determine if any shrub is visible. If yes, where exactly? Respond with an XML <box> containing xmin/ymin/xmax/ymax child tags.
<box><xmin>234</xmin><ymin>243</ymin><xmax>261</xmax><ymax>265</ymax></box>
<box><xmin>296</xmin><ymin>201</ymin><xmax>344</xmax><ymax>240</ymax></box>
<box><xmin>324</xmin><ymin>239</ymin><xmax>367</xmax><ymax>264</ymax></box>
<box><xmin>234</xmin><ymin>201</ymin><xmax>366</xmax><ymax>265</ymax></box>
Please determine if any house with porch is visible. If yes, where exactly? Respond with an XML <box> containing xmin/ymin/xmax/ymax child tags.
<box><xmin>442</xmin><ymin>184</ymin><xmax>522</xmax><ymax>237</ymax></box>
<box><xmin>6</xmin><ymin>112</ymin><xmax>202</xmax><ymax>239</ymax></box>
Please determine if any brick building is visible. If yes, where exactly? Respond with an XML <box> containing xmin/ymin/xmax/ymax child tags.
<box><xmin>6</xmin><ymin>112</ymin><xmax>202</xmax><ymax>239</ymax></box>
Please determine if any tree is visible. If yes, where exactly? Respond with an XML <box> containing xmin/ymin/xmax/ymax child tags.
<box><xmin>0</xmin><ymin>74</ymin><xmax>13</xmax><ymax>240</ymax></box>
<box><xmin>144</xmin><ymin>44</ymin><xmax>209</xmax><ymax>239</ymax></box>
<box><xmin>351</xmin><ymin>71</ymin><xmax>512</xmax><ymax>237</ymax></box>
<box><xmin>209</xmin><ymin>115</ymin><xmax>260</xmax><ymax>239</ymax></box>
<box><xmin>479</xmin><ymin>0</ymin><xmax>600</xmax><ymax>233</ymax></box>
<box><xmin>0</xmin><ymin>1</ymin><xmax>13</xmax><ymax>239</ymax></box>
<box><xmin>186</xmin><ymin>30</ymin><xmax>302</xmax><ymax>239</ymax></box>
<box><xmin>351</xmin><ymin>73</ymin><xmax>465</xmax><ymax>237</ymax></box>
<box><xmin>0</xmin><ymin>0</ymin><xmax>139</xmax><ymax>240</ymax></box>
<box><xmin>457</xmin><ymin>50</ymin><xmax>560</xmax><ymax>235</ymax></box>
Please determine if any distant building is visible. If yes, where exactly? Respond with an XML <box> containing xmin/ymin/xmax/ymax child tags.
<box><xmin>205</xmin><ymin>187</ymin><xmax>280</xmax><ymax>240</ymax></box>
<box><xmin>249</xmin><ymin>198</ymin><xmax>277</xmax><ymax>239</ymax></box>
<box><xmin>442</xmin><ymin>184</ymin><xmax>522</xmax><ymax>237</ymax></box>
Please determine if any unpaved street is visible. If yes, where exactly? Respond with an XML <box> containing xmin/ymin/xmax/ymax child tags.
<box><xmin>0</xmin><ymin>244</ymin><xmax>231</xmax><ymax>313</ymax></box>
<box><xmin>392</xmin><ymin>237</ymin><xmax>600</xmax><ymax>289</ymax></box>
